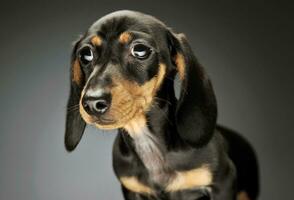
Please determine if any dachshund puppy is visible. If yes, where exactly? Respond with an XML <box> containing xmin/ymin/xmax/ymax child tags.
<box><xmin>65</xmin><ymin>10</ymin><xmax>259</xmax><ymax>200</ymax></box>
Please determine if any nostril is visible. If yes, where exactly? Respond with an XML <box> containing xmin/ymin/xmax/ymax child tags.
<box><xmin>94</xmin><ymin>100</ymin><xmax>109</xmax><ymax>113</ymax></box>
<box><xmin>82</xmin><ymin>100</ymin><xmax>91</xmax><ymax>114</ymax></box>
<box><xmin>82</xmin><ymin>101</ymin><xmax>89</xmax><ymax>109</ymax></box>
<box><xmin>82</xmin><ymin>92</ymin><xmax>111</xmax><ymax>115</ymax></box>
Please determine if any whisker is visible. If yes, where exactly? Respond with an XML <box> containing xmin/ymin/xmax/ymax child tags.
<box><xmin>67</xmin><ymin>106</ymin><xmax>80</xmax><ymax>113</ymax></box>
<box><xmin>67</xmin><ymin>104</ymin><xmax>79</xmax><ymax>111</ymax></box>
<box><xmin>154</xmin><ymin>97</ymin><xmax>172</xmax><ymax>105</ymax></box>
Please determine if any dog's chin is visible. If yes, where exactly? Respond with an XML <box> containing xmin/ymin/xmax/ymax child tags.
<box><xmin>94</xmin><ymin>122</ymin><xmax>122</xmax><ymax>130</ymax></box>
<box><xmin>80</xmin><ymin>114</ymin><xmax>120</xmax><ymax>130</ymax></box>
<box><xmin>93</xmin><ymin>118</ymin><xmax>122</xmax><ymax>130</ymax></box>
<box><xmin>93</xmin><ymin>114</ymin><xmax>138</xmax><ymax>130</ymax></box>
<box><xmin>80</xmin><ymin>103</ymin><xmax>145</xmax><ymax>130</ymax></box>
<box><xmin>80</xmin><ymin>113</ymin><xmax>131</xmax><ymax>130</ymax></box>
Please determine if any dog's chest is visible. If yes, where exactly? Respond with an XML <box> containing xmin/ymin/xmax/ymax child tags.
<box><xmin>119</xmin><ymin>142</ymin><xmax>213</xmax><ymax>195</ymax></box>
<box><xmin>131</xmin><ymin>126</ymin><xmax>170</xmax><ymax>184</ymax></box>
<box><xmin>121</xmin><ymin>119</ymin><xmax>213</xmax><ymax>195</ymax></box>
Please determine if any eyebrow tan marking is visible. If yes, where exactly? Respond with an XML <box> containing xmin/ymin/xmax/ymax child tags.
<box><xmin>119</xmin><ymin>32</ymin><xmax>132</xmax><ymax>44</ymax></box>
<box><xmin>72</xmin><ymin>59</ymin><xmax>83</xmax><ymax>85</ymax></box>
<box><xmin>237</xmin><ymin>191</ymin><xmax>251</xmax><ymax>200</ymax></box>
<box><xmin>166</xmin><ymin>165</ymin><xmax>212</xmax><ymax>192</ymax></box>
<box><xmin>91</xmin><ymin>35</ymin><xmax>102</xmax><ymax>46</ymax></box>
<box><xmin>120</xmin><ymin>176</ymin><xmax>154</xmax><ymax>195</ymax></box>
<box><xmin>174</xmin><ymin>53</ymin><xmax>185</xmax><ymax>80</ymax></box>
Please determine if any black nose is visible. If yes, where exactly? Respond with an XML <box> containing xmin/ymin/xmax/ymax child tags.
<box><xmin>82</xmin><ymin>93</ymin><xmax>111</xmax><ymax>115</ymax></box>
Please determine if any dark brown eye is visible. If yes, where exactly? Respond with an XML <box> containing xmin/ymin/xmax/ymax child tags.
<box><xmin>131</xmin><ymin>44</ymin><xmax>151</xmax><ymax>59</ymax></box>
<box><xmin>78</xmin><ymin>46</ymin><xmax>93</xmax><ymax>67</ymax></box>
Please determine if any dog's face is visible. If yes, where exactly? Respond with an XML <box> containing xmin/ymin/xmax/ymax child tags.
<box><xmin>65</xmin><ymin>10</ymin><xmax>217</xmax><ymax>151</ymax></box>
<box><xmin>74</xmin><ymin>11</ymin><xmax>172</xmax><ymax>129</ymax></box>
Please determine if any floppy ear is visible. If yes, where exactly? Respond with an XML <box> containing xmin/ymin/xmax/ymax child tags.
<box><xmin>168</xmin><ymin>31</ymin><xmax>217</xmax><ymax>147</ymax></box>
<box><xmin>64</xmin><ymin>38</ymin><xmax>86</xmax><ymax>152</ymax></box>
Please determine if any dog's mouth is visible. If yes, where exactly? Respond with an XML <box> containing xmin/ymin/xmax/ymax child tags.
<box><xmin>94</xmin><ymin>115</ymin><xmax>117</xmax><ymax>125</ymax></box>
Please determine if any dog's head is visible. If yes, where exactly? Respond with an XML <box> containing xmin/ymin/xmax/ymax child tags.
<box><xmin>65</xmin><ymin>10</ymin><xmax>217</xmax><ymax>151</ymax></box>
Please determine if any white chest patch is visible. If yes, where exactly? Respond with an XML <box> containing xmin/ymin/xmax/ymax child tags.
<box><xmin>122</xmin><ymin>117</ymin><xmax>213</xmax><ymax>192</ymax></box>
<box><xmin>124</xmin><ymin>117</ymin><xmax>167</xmax><ymax>182</ymax></box>
<box><xmin>133</xmin><ymin>126</ymin><xmax>164</xmax><ymax>172</ymax></box>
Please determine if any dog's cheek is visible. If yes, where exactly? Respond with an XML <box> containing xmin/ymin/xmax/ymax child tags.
<box><xmin>135</xmin><ymin>63</ymin><xmax>166</xmax><ymax>111</ymax></box>
<box><xmin>108</xmin><ymin>82</ymin><xmax>136</xmax><ymax>122</ymax></box>
<box><xmin>105</xmin><ymin>63</ymin><xmax>166</xmax><ymax>127</ymax></box>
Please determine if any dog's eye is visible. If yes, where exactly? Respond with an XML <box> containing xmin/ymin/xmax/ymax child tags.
<box><xmin>131</xmin><ymin>44</ymin><xmax>151</xmax><ymax>59</ymax></box>
<box><xmin>79</xmin><ymin>46</ymin><xmax>93</xmax><ymax>66</ymax></box>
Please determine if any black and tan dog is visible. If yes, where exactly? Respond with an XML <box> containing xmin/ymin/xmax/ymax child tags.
<box><xmin>64</xmin><ymin>10</ymin><xmax>259</xmax><ymax>200</ymax></box>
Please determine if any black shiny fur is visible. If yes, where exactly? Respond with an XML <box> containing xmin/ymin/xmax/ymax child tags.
<box><xmin>65</xmin><ymin>10</ymin><xmax>259</xmax><ymax>200</ymax></box>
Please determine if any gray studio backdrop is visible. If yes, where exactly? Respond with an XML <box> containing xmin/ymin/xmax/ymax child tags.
<box><xmin>0</xmin><ymin>1</ymin><xmax>293</xmax><ymax>199</ymax></box>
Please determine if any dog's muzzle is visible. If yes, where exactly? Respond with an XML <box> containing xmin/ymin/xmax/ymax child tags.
<box><xmin>82</xmin><ymin>90</ymin><xmax>111</xmax><ymax>116</ymax></box>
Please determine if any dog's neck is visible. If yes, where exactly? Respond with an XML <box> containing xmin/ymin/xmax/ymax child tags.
<box><xmin>124</xmin><ymin>116</ymin><xmax>165</xmax><ymax>175</ymax></box>
<box><xmin>121</xmin><ymin>87</ymin><xmax>179</xmax><ymax>183</ymax></box>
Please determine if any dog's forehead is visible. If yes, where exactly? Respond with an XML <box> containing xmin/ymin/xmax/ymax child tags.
<box><xmin>87</xmin><ymin>10</ymin><xmax>165</xmax><ymax>36</ymax></box>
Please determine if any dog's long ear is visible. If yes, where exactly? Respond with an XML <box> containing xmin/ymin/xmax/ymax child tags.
<box><xmin>64</xmin><ymin>38</ymin><xmax>86</xmax><ymax>152</ymax></box>
<box><xmin>168</xmin><ymin>31</ymin><xmax>217</xmax><ymax>147</ymax></box>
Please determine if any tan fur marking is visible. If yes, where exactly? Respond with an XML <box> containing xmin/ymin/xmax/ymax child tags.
<box><xmin>94</xmin><ymin>63</ymin><xmax>166</xmax><ymax>130</ymax></box>
<box><xmin>174</xmin><ymin>53</ymin><xmax>185</xmax><ymax>80</ymax></box>
<box><xmin>91</xmin><ymin>35</ymin><xmax>102</xmax><ymax>46</ymax></box>
<box><xmin>124</xmin><ymin>116</ymin><xmax>147</xmax><ymax>136</ymax></box>
<box><xmin>166</xmin><ymin>165</ymin><xmax>212</xmax><ymax>192</ymax></box>
<box><xmin>121</xmin><ymin>62</ymin><xmax>165</xmax><ymax>132</ymax></box>
<box><xmin>119</xmin><ymin>32</ymin><xmax>132</xmax><ymax>44</ymax></box>
<box><xmin>120</xmin><ymin>176</ymin><xmax>154</xmax><ymax>195</ymax></box>
<box><xmin>154</xmin><ymin>63</ymin><xmax>166</xmax><ymax>92</ymax></box>
<box><xmin>237</xmin><ymin>191</ymin><xmax>251</xmax><ymax>200</ymax></box>
<box><xmin>72</xmin><ymin>59</ymin><xmax>83</xmax><ymax>85</ymax></box>
<box><xmin>79</xmin><ymin>64</ymin><xmax>166</xmax><ymax>130</ymax></box>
